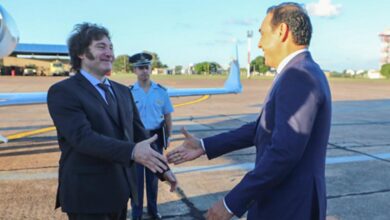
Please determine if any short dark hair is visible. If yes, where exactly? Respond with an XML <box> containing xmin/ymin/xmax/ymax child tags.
<box><xmin>67</xmin><ymin>23</ymin><xmax>111</xmax><ymax>71</ymax></box>
<box><xmin>267</xmin><ymin>2</ymin><xmax>312</xmax><ymax>45</ymax></box>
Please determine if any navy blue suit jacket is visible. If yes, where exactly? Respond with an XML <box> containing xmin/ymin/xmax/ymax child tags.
<box><xmin>47</xmin><ymin>73</ymin><xmax>148</xmax><ymax>213</ymax></box>
<box><xmin>204</xmin><ymin>52</ymin><xmax>331</xmax><ymax>220</ymax></box>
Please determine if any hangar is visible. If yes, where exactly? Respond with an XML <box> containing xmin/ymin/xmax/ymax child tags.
<box><xmin>0</xmin><ymin>43</ymin><xmax>70</xmax><ymax>76</ymax></box>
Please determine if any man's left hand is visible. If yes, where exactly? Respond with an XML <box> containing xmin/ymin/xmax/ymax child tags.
<box><xmin>205</xmin><ymin>199</ymin><xmax>233</xmax><ymax>220</ymax></box>
<box><xmin>167</xmin><ymin>127</ymin><xmax>204</xmax><ymax>164</ymax></box>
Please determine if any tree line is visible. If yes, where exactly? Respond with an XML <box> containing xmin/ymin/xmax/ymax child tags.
<box><xmin>113</xmin><ymin>52</ymin><xmax>269</xmax><ymax>75</ymax></box>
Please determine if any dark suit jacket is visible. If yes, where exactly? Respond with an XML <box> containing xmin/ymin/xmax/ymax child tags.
<box><xmin>47</xmin><ymin>73</ymin><xmax>148</xmax><ymax>213</ymax></box>
<box><xmin>204</xmin><ymin>52</ymin><xmax>332</xmax><ymax>220</ymax></box>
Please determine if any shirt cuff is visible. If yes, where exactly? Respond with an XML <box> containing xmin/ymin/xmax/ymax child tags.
<box><xmin>131</xmin><ymin>148</ymin><xmax>135</xmax><ymax>160</ymax></box>
<box><xmin>200</xmin><ymin>138</ymin><xmax>206</xmax><ymax>152</ymax></box>
<box><xmin>223</xmin><ymin>198</ymin><xmax>234</xmax><ymax>215</ymax></box>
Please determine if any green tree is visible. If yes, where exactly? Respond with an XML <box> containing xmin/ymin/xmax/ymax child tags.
<box><xmin>113</xmin><ymin>54</ymin><xmax>130</xmax><ymax>73</ymax></box>
<box><xmin>144</xmin><ymin>51</ymin><xmax>167</xmax><ymax>69</ymax></box>
<box><xmin>209</xmin><ymin>62</ymin><xmax>221</xmax><ymax>73</ymax></box>
<box><xmin>193</xmin><ymin>62</ymin><xmax>221</xmax><ymax>74</ymax></box>
<box><xmin>251</xmin><ymin>55</ymin><xmax>269</xmax><ymax>74</ymax></box>
<box><xmin>380</xmin><ymin>63</ymin><xmax>390</xmax><ymax>78</ymax></box>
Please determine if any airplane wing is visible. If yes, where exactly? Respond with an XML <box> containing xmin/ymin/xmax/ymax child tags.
<box><xmin>0</xmin><ymin>92</ymin><xmax>48</xmax><ymax>106</ymax></box>
<box><xmin>0</xmin><ymin>59</ymin><xmax>242</xmax><ymax>106</ymax></box>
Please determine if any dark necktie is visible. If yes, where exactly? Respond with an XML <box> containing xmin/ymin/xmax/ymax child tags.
<box><xmin>98</xmin><ymin>83</ymin><xmax>119</xmax><ymax>122</ymax></box>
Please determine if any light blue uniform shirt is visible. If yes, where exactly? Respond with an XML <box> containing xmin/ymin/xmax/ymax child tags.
<box><xmin>80</xmin><ymin>69</ymin><xmax>113</xmax><ymax>104</ymax></box>
<box><xmin>130</xmin><ymin>81</ymin><xmax>174</xmax><ymax>130</ymax></box>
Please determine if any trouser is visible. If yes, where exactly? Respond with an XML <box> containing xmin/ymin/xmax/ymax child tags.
<box><xmin>131</xmin><ymin>134</ymin><xmax>164</xmax><ymax>218</ymax></box>
<box><xmin>67</xmin><ymin>207</ymin><xmax>127</xmax><ymax>220</ymax></box>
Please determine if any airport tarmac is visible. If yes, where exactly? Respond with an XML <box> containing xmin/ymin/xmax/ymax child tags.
<box><xmin>1</xmin><ymin>76</ymin><xmax>390</xmax><ymax>220</ymax></box>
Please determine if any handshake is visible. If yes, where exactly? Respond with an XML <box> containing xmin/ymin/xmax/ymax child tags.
<box><xmin>132</xmin><ymin>128</ymin><xmax>204</xmax><ymax>192</ymax></box>
<box><xmin>133</xmin><ymin>128</ymin><xmax>233</xmax><ymax>220</ymax></box>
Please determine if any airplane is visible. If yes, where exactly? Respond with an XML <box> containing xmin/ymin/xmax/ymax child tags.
<box><xmin>0</xmin><ymin>5</ymin><xmax>242</xmax><ymax>143</ymax></box>
<box><xmin>0</xmin><ymin>60</ymin><xmax>242</xmax><ymax>106</ymax></box>
<box><xmin>0</xmin><ymin>62</ymin><xmax>241</xmax><ymax>143</ymax></box>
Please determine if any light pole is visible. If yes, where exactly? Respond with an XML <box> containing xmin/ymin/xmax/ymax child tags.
<box><xmin>379</xmin><ymin>29</ymin><xmax>390</xmax><ymax>66</ymax></box>
<box><xmin>247</xmin><ymin>30</ymin><xmax>253</xmax><ymax>78</ymax></box>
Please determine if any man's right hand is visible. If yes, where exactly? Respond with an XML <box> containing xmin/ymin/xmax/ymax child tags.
<box><xmin>167</xmin><ymin>127</ymin><xmax>205</xmax><ymax>164</ymax></box>
<box><xmin>133</xmin><ymin>134</ymin><xmax>168</xmax><ymax>173</ymax></box>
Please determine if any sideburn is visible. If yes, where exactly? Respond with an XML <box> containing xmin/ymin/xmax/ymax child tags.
<box><xmin>85</xmin><ymin>48</ymin><xmax>95</xmax><ymax>60</ymax></box>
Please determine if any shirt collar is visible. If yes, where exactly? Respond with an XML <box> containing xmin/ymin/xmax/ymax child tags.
<box><xmin>150</xmin><ymin>81</ymin><xmax>158</xmax><ymax>89</ymax></box>
<box><xmin>276</xmin><ymin>48</ymin><xmax>308</xmax><ymax>74</ymax></box>
<box><xmin>80</xmin><ymin>69</ymin><xmax>109</xmax><ymax>86</ymax></box>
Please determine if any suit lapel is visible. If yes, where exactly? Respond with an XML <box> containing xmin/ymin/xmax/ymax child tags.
<box><xmin>258</xmin><ymin>52</ymin><xmax>311</xmax><ymax>133</ymax></box>
<box><xmin>277</xmin><ymin>51</ymin><xmax>310</xmax><ymax>78</ymax></box>
<box><xmin>261</xmin><ymin>51</ymin><xmax>311</xmax><ymax>109</ymax></box>
<box><xmin>75</xmin><ymin>73</ymin><xmax>121</xmax><ymax>127</ymax></box>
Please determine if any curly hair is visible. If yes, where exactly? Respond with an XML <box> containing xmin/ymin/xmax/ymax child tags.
<box><xmin>67</xmin><ymin>23</ymin><xmax>111</xmax><ymax>71</ymax></box>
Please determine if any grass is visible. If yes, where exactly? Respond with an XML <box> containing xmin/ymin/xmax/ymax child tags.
<box><xmin>327</xmin><ymin>77</ymin><xmax>390</xmax><ymax>83</ymax></box>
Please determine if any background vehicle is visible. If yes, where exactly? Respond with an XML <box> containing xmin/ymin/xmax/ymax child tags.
<box><xmin>49</xmin><ymin>60</ymin><xmax>67</xmax><ymax>76</ymax></box>
<box><xmin>22</xmin><ymin>64</ymin><xmax>37</xmax><ymax>76</ymax></box>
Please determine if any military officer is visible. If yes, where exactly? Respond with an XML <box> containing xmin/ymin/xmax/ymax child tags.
<box><xmin>129</xmin><ymin>52</ymin><xmax>174</xmax><ymax>220</ymax></box>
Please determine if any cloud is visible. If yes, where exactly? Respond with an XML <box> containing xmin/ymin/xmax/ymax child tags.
<box><xmin>224</xmin><ymin>18</ymin><xmax>258</xmax><ymax>26</ymax></box>
<box><xmin>305</xmin><ymin>0</ymin><xmax>342</xmax><ymax>17</ymax></box>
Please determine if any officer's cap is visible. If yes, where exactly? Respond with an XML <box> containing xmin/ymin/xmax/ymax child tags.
<box><xmin>129</xmin><ymin>52</ymin><xmax>152</xmax><ymax>67</ymax></box>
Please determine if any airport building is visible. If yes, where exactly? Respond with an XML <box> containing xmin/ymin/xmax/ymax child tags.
<box><xmin>0</xmin><ymin>43</ymin><xmax>70</xmax><ymax>76</ymax></box>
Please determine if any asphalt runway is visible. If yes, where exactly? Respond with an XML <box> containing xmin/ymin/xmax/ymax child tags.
<box><xmin>0</xmin><ymin>76</ymin><xmax>390</xmax><ymax>219</ymax></box>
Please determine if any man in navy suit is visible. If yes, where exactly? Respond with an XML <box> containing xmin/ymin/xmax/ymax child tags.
<box><xmin>47</xmin><ymin>23</ymin><xmax>177</xmax><ymax>220</ymax></box>
<box><xmin>167</xmin><ymin>2</ymin><xmax>331</xmax><ymax>220</ymax></box>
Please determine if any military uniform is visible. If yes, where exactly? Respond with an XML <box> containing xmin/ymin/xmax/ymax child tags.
<box><xmin>129</xmin><ymin>52</ymin><xmax>174</xmax><ymax>220</ymax></box>
<box><xmin>131</xmin><ymin>82</ymin><xmax>173</xmax><ymax>131</ymax></box>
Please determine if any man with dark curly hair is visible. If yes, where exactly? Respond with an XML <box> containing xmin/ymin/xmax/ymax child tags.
<box><xmin>47</xmin><ymin>23</ymin><xmax>177</xmax><ymax>220</ymax></box>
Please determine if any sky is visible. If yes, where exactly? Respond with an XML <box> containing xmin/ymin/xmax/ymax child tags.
<box><xmin>1</xmin><ymin>0</ymin><xmax>389</xmax><ymax>71</ymax></box>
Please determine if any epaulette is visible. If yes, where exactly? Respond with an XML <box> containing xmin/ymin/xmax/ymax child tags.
<box><xmin>157</xmin><ymin>83</ymin><xmax>167</xmax><ymax>91</ymax></box>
